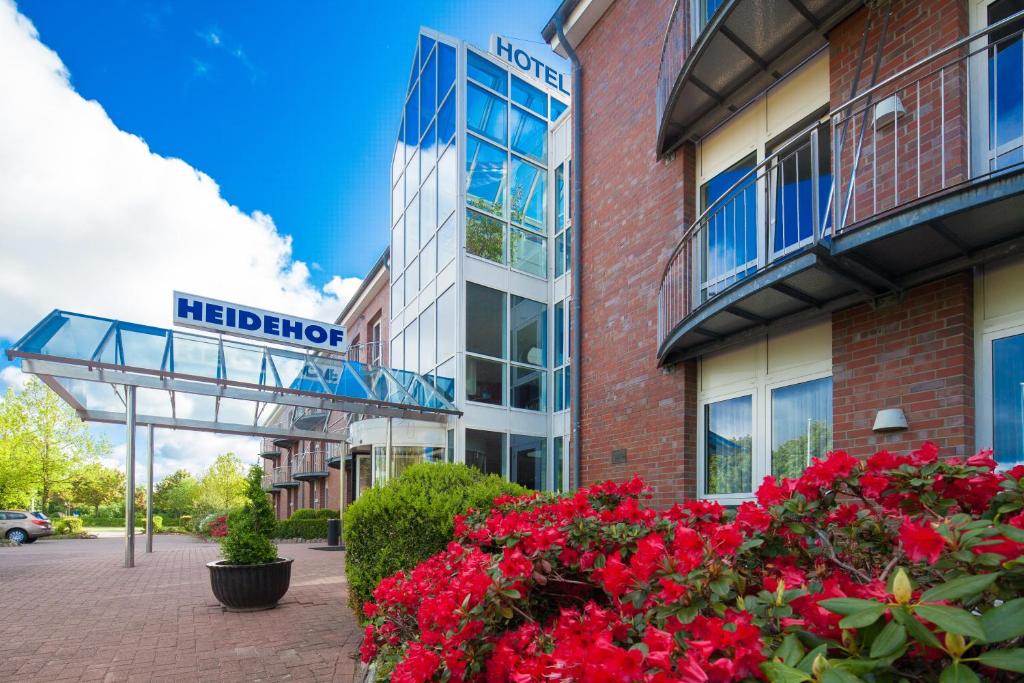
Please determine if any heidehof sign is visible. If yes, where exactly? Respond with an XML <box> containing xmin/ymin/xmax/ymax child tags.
<box><xmin>173</xmin><ymin>292</ymin><xmax>348</xmax><ymax>353</ymax></box>
<box><xmin>489</xmin><ymin>35</ymin><xmax>570</xmax><ymax>96</ymax></box>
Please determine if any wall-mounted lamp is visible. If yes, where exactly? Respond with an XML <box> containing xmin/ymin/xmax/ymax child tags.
<box><xmin>873</xmin><ymin>408</ymin><xmax>909</xmax><ymax>433</ymax></box>
<box><xmin>874</xmin><ymin>94</ymin><xmax>907</xmax><ymax>128</ymax></box>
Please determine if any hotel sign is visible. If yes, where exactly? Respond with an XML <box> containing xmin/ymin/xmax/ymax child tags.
<box><xmin>490</xmin><ymin>35</ymin><xmax>570</xmax><ymax>96</ymax></box>
<box><xmin>173</xmin><ymin>292</ymin><xmax>348</xmax><ymax>353</ymax></box>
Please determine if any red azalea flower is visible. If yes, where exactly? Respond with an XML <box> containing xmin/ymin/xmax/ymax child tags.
<box><xmin>900</xmin><ymin>518</ymin><xmax>946</xmax><ymax>564</ymax></box>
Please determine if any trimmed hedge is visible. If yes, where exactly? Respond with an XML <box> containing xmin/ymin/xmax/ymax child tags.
<box><xmin>53</xmin><ymin>517</ymin><xmax>84</xmax><ymax>535</ymax></box>
<box><xmin>289</xmin><ymin>508</ymin><xmax>340</xmax><ymax>520</ymax></box>
<box><xmin>343</xmin><ymin>462</ymin><xmax>527</xmax><ymax>619</ymax></box>
<box><xmin>274</xmin><ymin>518</ymin><xmax>329</xmax><ymax>540</ymax></box>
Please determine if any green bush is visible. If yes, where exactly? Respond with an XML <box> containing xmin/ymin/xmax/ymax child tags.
<box><xmin>179</xmin><ymin>514</ymin><xmax>193</xmax><ymax>529</ymax></box>
<box><xmin>79</xmin><ymin>515</ymin><xmax>127</xmax><ymax>527</ymax></box>
<box><xmin>53</xmin><ymin>517</ymin><xmax>84</xmax><ymax>535</ymax></box>
<box><xmin>219</xmin><ymin>466</ymin><xmax>277</xmax><ymax>565</ymax></box>
<box><xmin>289</xmin><ymin>508</ymin><xmax>340</xmax><ymax>520</ymax></box>
<box><xmin>275</xmin><ymin>518</ymin><xmax>330</xmax><ymax>539</ymax></box>
<box><xmin>343</xmin><ymin>462</ymin><xmax>527</xmax><ymax>619</ymax></box>
<box><xmin>135</xmin><ymin>515</ymin><xmax>163</xmax><ymax>532</ymax></box>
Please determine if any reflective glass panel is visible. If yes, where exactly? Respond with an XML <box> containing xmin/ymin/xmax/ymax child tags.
<box><xmin>405</xmin><ymin>85</ymin><xmax>419</xmax><ymax>147</ymax></box>
<box><xmin>391</xmin><ymin>220</ymin><xmax>404</xmax><ymax>272</ymax></box>
<box><xmin>511</xmin><ymin>366</ymin><xmax>545</xmax><ymax>411</ymax></box>
<box><xmin>510</xmin><ymin>106</ymin><xmax>547</xmax><ymax>163</ymax></box>
<box><xmin>510</xmin><ymin>226</ymin><xmax>546</xmax><ymax>277</ymax></box>
<box><xmin>553</xmin><ymin>436</ymin><xmax>564</xmax><ymax>490</ymax></box>
<box><xmin>437</xmin><ymin>92</ymin><xmax>456</xmax><ymax>145</ymax></box>
<box><xmin>994</xmin><ymin>333</ymin><xmax>1024</xmax><ymax>467</ymax></box>
<box><xmin>407</xmin><ymin>255</ymin><xmax>419</xmax><ymax>297</ymax></box>
<box><xmin>391</xmin><ymin>331</ymin><xmax>404</xmax><ymax>370</ymax></box>
<box><xmin>421</xmin><ymin>170</ymin><xmax>437</xmax><ymax>239</ymax></box>
<box><xmin>406</xmin><ymin>193</ymin><xmax>420</xmax><ymax>256</ymax></box>
<box><xmin>701</xmin><ymin>153</ymin><xmax>757</xmax><ymax>300</ymax></box>
<box><xmin>770</xmin><ymin>124</ymin><xmax>831</xmax><ymax>256</ymax></box>
<box><xmin>405</xmin><ymin>151</ymin><xmax>419</xmax><ymax>207</ymax></box>
<box><xmin>705</xmin><ymin>395</ymin><xmax>752</xmax><ymax>495</ymax></box>
<box><xmin>771</xmin><ymin>377</ymin><xmax>833</xmax><ymax>480</ymax></box>
<box><xmin>420</xmin><ymin>48</ymin><xmax>436</xmax><ymax>133</ymax></box>
<box><xmin>466</xmin><ymin>355</ymin><xmax>503</xmax><ymax>405</ymax></box>
<box><xmin>392</xmin><ymin>176</ymin><xmax>404</xmax><ymax>226</ymax></box>
<box><xmin>420</xmin><ymin>123</ymin><xmax>437</xmax><ymax>175</ymax></box>
<box><xmin>419</xmin><ymin>35</ymin><xmax>435</xmax><ymax>66</ymax></box>
<box><xmin>510</xmin><ymin>434</ymin><xmax>546</xmax><ymax>490</ymax></box>
<box><xmin>466</xmin><ymin>282</ymin><xmax>505</xmax><ymax>358</ymax></box>
<box><xmin>554</xmin><ymin>366</ymin><xmax>565</xmax><ymax>412</ymax></box>
<box><xmin>419</xmin><ymin>304</ymin><xmax>435</xmax><ymax>374</ymax></box>
<box><xmin>437</xmin><ymin>213</ymin><xmax>456</xmax><ymax>268</ymax></box>
<box><xmin>555</xmin><ymin>163</ymin><xmax>566</xmax><ymax>230</ymax></box>
<box><xmin>421</xmin><ymin>236</ymin><xmax>436</xmax><ymax>283</ymax></box>
<box><xmin>437</xmin><ymin>286</ymin><xmax>455</xmax><ymax>361</ymax></box>
<box><xmin>466</xmin><ymin>136</ymin><xmax>507</xmax><ymax>216</ymax></box>
<box><xmin>510</xmin><ymin>295</ymin><xmax>546</xmax><ymax>366</ymax></box>
<box><xmin>404</xmin><ymin>319</ymin><xmax>418</xmax><ymax>374</ymax></box>
<box><xmin>555</xmin><ymin>233</ymin><xmax>566</xmax><ymax>277</ymax></box>
<box><xmin>391</xmin><ymin>274</ymin><xmax>403</xmax><ymax>313</ymax></box>
<box><xmin>510</xmin><ymin>157</ymin><xmax>546</xmax><ymax>230</ymax></box>
<box><xmin>550</xmin><ymin>98</ymin><xmax>568</xmax><ymax>122</ymax></box>
<box><xmin>438</xmin><ymin>144</ymin><xmax>457</xmax><ymax>222</ymax></box>
<box><xmin>511</xmin><ymin>75</ymin><xmax>547</xmax><ymax>118</ymax></box>
<box><xmin>467</xmin><ymin>83</ymin><xmax>508</xmax><ymax>145</ymax></box>
<box><xmin>988</xmin><ymin>0</ymin><xmax>1024</xmax><ymax>170</ymax></box>
<box><xmin>554</xmin><ymin>301</ymin><xmax>565</xmax><ymax>366</ymax></box>
<box><xmin>436</xmin><ymin>357</ymin><xmax>455</xmax><ymax>402</ymax></box>
<box><xmin>438</xmin><ymin>43</ymin><xmax>456</xmax><ymax>99</ymax></box>
<box><xmin>468</xmin><ymin>51</ymin><xmax>507</xmax><ymax>95</ymax></box>
<box><xmin>466</xmin><ymin>429</ymin><xmax>504</xmax><ymax>476</ymax></box>
<box><xmin>466</xmin><ymin>209</ymin><xmax>505</xmax><ymax>264</ymax></box>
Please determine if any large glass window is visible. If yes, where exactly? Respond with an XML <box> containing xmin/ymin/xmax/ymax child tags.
<box><xmin>421</xmin><ymin>171</ymin><xmax>437</xmax><ymax>239</ymax></box>
<box><xmin>701</xmin><ymin>154</ymin><xmax>757</xmax><ymax>300</ymax></box>
<box><xmin>770</xmin><ymin>124</ymin><xmax>831</xmax><ymax>257</ymax></box>
<box><xmin>467</xmin><ymin>51</ymin><xmax>508</xmax><ymax>95</ymax></box>
<box><xmin>466</xmin><ymin>209</ymin><xmax>505</xmax><ymax>264</ymax></box>
<box><xmin>771</xmin><ymin>377</ymin><xmax>833</xmax><ymax>480</ymax></box>
<box><xmin>554</xmin><ymin>301</ymin><xmax>565</xmax><ymax>367</ymax></box>
<box><xmin>510</xmin><ymin>106</ymin><xmax>547</xmax><ymax>162</ymax></box>
<box><xmin>550</xmin><ymin>97</ymin><xmax>568</xmax><ymax>122</ymax></box>
<box><xmin>419</xmin><ymin>304</ymin><xmax>435</xmax><ymax>374</ymax></box>
<box><xmin>438</xmin><ymin>43</ymin><xmax>456</xmax><ymax>99</ymax></box>
<box><xmin>436</xmin><ymin>357</ymin><xmax>455</xmax><ymax>401</ymax></box>
<box><xmin>391</xmin><ymin>220</ymin><xmax>404</xmax><ymax>273</ymax></box>
<box><xmin>510</xmin><ymin>434</ymin><xmax>547</xmax><ymax>490</ymax></box>
<box><xmin>420</xmin><ymin>49</ymin><xmax>436</xmax><ymax>133</ymax></box>
<box><xmin>438</xmin><ymin>145</ymin><xmax>457</xmax><ymax>222</ymax></box>
<box><xmin>437</xmin><ymin>92</ymin><xmax>456</xmax><ymax>145</ymax></box>
<box><xmin>987</xmin><ymin>0</ymin><xmax>1024</xmax><ymax>170</ymax></box>
<box><xmin>466</xmin><ymin>136</ymin><xmax>507</xmax><ymax>216</ymax></box>
<box><xmin>510</xmin><ymin>227</ymin><xmax>546</xmax><ymax>277</ymax></box>
<box><xmin>421</xmin><ymin>123</ymin><xmax>437</xmax><ymax>178</ymax></box>
<box><xmin>405</xmin><ymin>85</ymin><xmax>419</xmax><ymax>150</ymax></box>
<box><xmin>437</xmin><ymin>214</ymin><xmax>456</xmax><ymax>268</ymax></box>
<box><xmin>403</xmin><ymin>319</ymin><xmax>418</xmax><ymax>374</ymax></box>
<box><xmin>406</xmin><ymin>193</ymin><xmax>420</xmax><ymax>256</ymax></box>
<box><xmin>466</xmin><ymin>283</ymin><xmax>505</xmax><ymax>358</ymax></box>
<box><xmin>437</xmin><ymin>286</ymin><xmax>455</xmax><ymax>361</ymax></box>
<box><xmin>391</xmin><ymin>331</ymin><xmax>404</xmax><ymax>370</ymax></box>
<box><xmin>468</xmin><ymin>84</ymin><xmax>508</xmax><ymax>145</ymax></box>
<box><xmin>510</xmin><ymin>157</ymin><xmax>546</xmax><ymax>230</ymax></box>
<box><xmin>555</xmin><ymin>163</ymin><xmax>566</xmax><ymax>231</ymax></box>
<box><xmin>705</xmin><ymin>395</ymin><xmax>753</xmax><ymax>495</ymax></box>
<box><xmin>510</xmin><ymin>296</ymin><xmax>546</xmax><ymax>366</ymax></box>
<box><xmin>511</xmin><ymin>76</ymin><xmax>547</xmax><ymax>119</ymax></box>
<box><xmin>466</xmin><ymin>356</ymin><xmax>503</xmax><ymax>404</ymax></box>
<box><xmin>993</xmin><ymin>332</ymin><xmax>1024</xmax><ymax>466</ymax></box>
<box><xmin>466</xmin><ymin>429</ymin><xmax>504</xmax><ymax>476</ymax></box>
<box><xmin>407</xmin><ymin>254</ymin><xmax>419</xmax><ymax>297</ymax></box>
<box><xmin>391</xmin><ymin>274</ymin><xmax>403</xmax><ymax>313</ymax></box>
<box><xmin>511</xmin><ymin>366</ymin><xmax>545</xmax><ymax>411</ymax></box>
<box><xmin>553</xmin><ymin>436</ymin><xmax>564</xmax><ymax>491</ymax></box>
<box><xmin>421</xmin><ymin>237</ymin><xmax>436</xmax><ymax>284</ymax></box>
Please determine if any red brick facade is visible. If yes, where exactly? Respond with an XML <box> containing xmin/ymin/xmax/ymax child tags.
<box><xmin>575</xmin><ymin>0</ymin><xmax>697</xmax><ymax>508</ymax></box>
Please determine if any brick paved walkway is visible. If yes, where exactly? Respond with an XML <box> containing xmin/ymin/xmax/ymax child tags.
<box><xmin>0</xmin><ymin>535</ymin><xmax>364</xmax><ymax>682</ymax></box>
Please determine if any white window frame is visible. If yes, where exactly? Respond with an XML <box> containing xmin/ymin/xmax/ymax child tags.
<box><xmin>697</xmin><ymin>340</ymin><xmax>831</xmax><ymax>503</ymax></box>
<box><xmin>975</xmin><ymin>299</ymin><xmax>1024</xmax><ymax>458</ymax></box>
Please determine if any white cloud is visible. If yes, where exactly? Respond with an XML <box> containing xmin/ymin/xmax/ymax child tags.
<box><xmin>0</xmin><ymin>1</ymin><xmax>362</xmax><ymax>478</ymax></box>
<box><xmin>0</xmin><ymin>365</ymin><xmax>29</xmax><ymax>391</ymax></box>
<box><xmin>107</xmin><ymin>429</ymin><xmax>260</xmax><ymax>483</ymax></box>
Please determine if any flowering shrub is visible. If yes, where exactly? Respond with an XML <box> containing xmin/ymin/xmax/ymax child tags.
<box><xmin>207</xmin><ymin>514</ymin><xmax>228</xmax><ymax>538</ymax></box>
<box><xmin>360</xmin><ymin>444</ymin><xmax>1024</xmax><ymax>681</ymax></box>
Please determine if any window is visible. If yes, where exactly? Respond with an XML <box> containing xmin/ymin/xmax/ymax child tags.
<box><xmin>438</xmin><ymin>145</ymin><xmax>457</xmax><ymax>223</ymax></box>
<box><xmin>466</xmin><ymin>209</ymin><xmax>505</xmax><ymax>264</ymax></box>
<box><xmin>701</xmin><ymin>153</ymin><xmax>757</xmax><ymax>301</ymax></box>
<box><xmin>419</xmin><ymin>304</ymin><xmax>435</xmax><ymax>374</ymax></box>
<box><xmin>510</xmin><ymin>226</ymin><xmax>546</xmax><ymax>277</ymax></box>
<box><xmin>405</xmin><ymin>85</ymin><xmax>419</xmax><ymax>150</ymax></box>
<box><xmin>447</xmin><ymin>429</ymin><xmax>455</xmax><ymax>463</ymax></box>
<box><xmin>391</xmin><ymin>330</ymin><xmax>404</xmax><ymax>370</ymax></box>
<box><xmin>391</xmin><ymin>219</ymin><xmax>404</xmax><ymax>273</ymax></box>
<box><xmin>437</xmin><ymin>214</ymin><xmax>456</xmax><ymax>268</ymax></box>
<box><xmin>554</xmin><ymin>161</ymin><xmax>571</xmax><ymax>277</ymax></box>
<box><xmin>510</xmin><ymin>434</ymin><xmax>547</xmax><ymax>490</ymax></box>
<box><xmin>769</xmin><ymin>124</ymin><xmax>832</xmax><ymax>258</ymax></box>
<box><xmin>705</xmin><ymin>395</ymin><xmax>753</xmax><ymax>495</ymax></box>
<box><xmin>467</xmin><ymin>356</ymin><xmax>503</xmax><ymax>404</ymax></box>
<box><xmin>391</xmin><ymin>274</ymin><xmax>404</xmax><ymax>313</ymax></box>
<box><xmin>984</xmin><ymin>0</ymin><xmax>1024</xmax><ymax>171</ymax></box>
<box><xmin>510</xmin><ymin>106</ymin><xmax>547</xmax><ymax>162</ymax></box>
<box><xmin>511</xmin><ymin>76</ymin><xmax>547</xmax><ymax>119</ymax></box>
<box><xmin>421</xmin><ymin>170</ymin><xmax>437</xmax><ymax>239</ymax></box>
<box><xmin>511</xmin><ymin>365</ymin><xmax>544</xmax><ymax>410</ymax></box>
<box><xmin>554</xmin><ymin>300</ymin><xmax>570</xmax><ymax>412</ymax></box>
<box><xmin>437</xmin><ymin>92</ymin><xmax>456</xmax><ymax>145</ymax></box>
<box><xmin>550</xmin><ymin>98</ymin><xmax>568</xmax><ymax>122</ymax></box>
<box><xmin>553</xmin><ymin>436</ymin><xmax>565</xmax><ymax>491</ymax></box>
<box><xmin>467</xmin><ymin>283</ymin><xmax>505</xmax><ymax>358</ymax></box>
<box><xmin>466</xmin><ymin>429</ymin><xmax>505</xmax><ymax>476</ymax></box>
<box><xmin>420</xmin><ymin>48</ymin><xmax>436</xmax><ymax>132</ymax></box>
<box><xmin>466</xmin><ymin>136</ymin><xmax>506</xmax><ymax>216</ymax></box>
<box><xmin>510</xmin><ymin>157</ymin><xmax>546</xmax><ymax>230</ymax></box>
<box><xmin>511</xmin><ymin>296</ymin><xmax>546</xmax><ymax>366</ymax></box>
<box><xmin>371</xmin><ymin>319</ymin><xmax>382</xmax><ymax>365</ymax></box>
<box><xmin>421</xmin><ymin>123</ymin><xmax>437</xmax><ymax>176</ymax></box>
<box><xmin>421</xmin><ymin>236</ymin><xmax>436</xmax><ymax>283</ymax></box>
<box><xmin>404</xmin><ymin>318</ymin><xmax>418</xmax><ymax>374</ymax></box>
<box><xmin>406</xmin><ymin>193</ymin><xmax>420</xmax><ymax>257</ymax></box>
<box><xmin>438</xmin><ymin>43</ymin><xmax>456</xmax><ymax>99</ymax></box>
<box><xmin>467</xmin><ymin>51</ymin><xmax>507</xmax><ymax>95</ymax></box>
<box><xmin>771</xmin><ymin>377</ymin><xmax>832</xmax><ymax>480</ymax></box>
<box><xmin>437</xmin><ymin>286</ymin><xmax>455</xmax><ymax>361</ymax></box>
<box><xmin>468</xmin><ymin>84</ymin><xmax>508</xmax><ymax>145</ymax></box>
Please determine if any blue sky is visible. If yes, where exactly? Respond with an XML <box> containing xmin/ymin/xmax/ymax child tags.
<box><xmin>17</xmin><ymin>0</ymin><xmax>566</xmax><ymax>287</ymax></box>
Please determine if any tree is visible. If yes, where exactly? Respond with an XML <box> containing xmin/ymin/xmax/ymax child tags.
<box><xmin>195</xmin><ymin>453</ymin><xmax>247</xmax><ymax>514</ymax></box>
<box><xmin>153</xmin><ymin>469</ymin><xmax>198</xmax><ymax>518</ymax></box>
<box><xmin>69</xmin><ymin>462</ymin><xmax>125</xmax><ymax>513</ymax></box>
<box><xmin>0</xmin><ymin>387</ymin><xmax>34</xmax><ymax>508</ymax></box>
<box><xmin>0</xmin><ymin>379</ymin><xmax>109</xmax><ymax>510</ymax></box>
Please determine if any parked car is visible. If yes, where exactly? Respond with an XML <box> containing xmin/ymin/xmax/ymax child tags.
<box><xmin>1</xmin><ymin>510</ymin><xmax>53</xmax><ymax>543</ymax></box>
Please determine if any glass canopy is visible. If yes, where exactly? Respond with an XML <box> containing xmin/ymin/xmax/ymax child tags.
<box><xmin>7</xmin><ymin>310</ymin><xmax>459</xmax><ymax>439</ymax></box>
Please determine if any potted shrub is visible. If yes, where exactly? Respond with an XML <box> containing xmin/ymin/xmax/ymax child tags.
<box><xmin>207</xmin><ymin>465</ymin><xmax>292</xmax><ymax>611</ymax></box>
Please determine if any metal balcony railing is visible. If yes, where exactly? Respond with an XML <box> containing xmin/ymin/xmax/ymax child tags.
<box><xmin>261</xmin><ymin>474</ymin><xmax>275</xmax><ymax>492</ymax></box>
<box><xmin>293</xmin><ymin>446</ymin><xmax>330</xmax><ymax>478</ymax></box>
<box><xmin>655</xmin><ymin>0</ymin><xmax>692</xmax><ymax>146</ymax></box>
<box><xmin>658</xmin><ymin>12</ymin><xmax>1024</xmax><ymax>354</ymax></box>
<box><xmin>347</xmin><ymin>341</ymin><xmax>383</xmax><ymax>367</ymax></box>
<box><xmin>272</xmin><ymin>465</ymin><xmax>297</xmax><ymax>486</ymax></box>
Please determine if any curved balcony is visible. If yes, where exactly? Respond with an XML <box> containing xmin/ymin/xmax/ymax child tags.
<box><xmin>271</xmin><ymin>465</ymin><xmax>299</xmax><ymax>488</ymax></box>
<box><xmin>656</xmin><ymin>0</ymin><xmax>860</xmax><ymax>157</ymax></box>
<box><xmin>292</xmin><ymin>408</ymin><xmax>329</xmax><ymax>432</ymax></box>
<box><xmin>272</xmin><ymin>436</ymin><xmax>299</xmax><ymax>449</ymax></box>
<box><xmin>327</xmin><ymin>447</ymin><xmax>343</xmax><ymax>469</ymax></box>
<box><xmin>261</xmin><ymin>474</ymin><xmax>279</xmax><ymax>493</ymax></box>
<box><xmin>292</xmin><ymin>447</ymin><xmax>330</xmax><ymax>480</ymax></box>
<box><xmin>258</xmin><ymin>449</ymin><xmax>282</xmax><ymax>461</ymax></box>
<box><xmin>658</xmin><ymin>15</ymin><xmax>1024</xmax><ymax>363</ymax></box>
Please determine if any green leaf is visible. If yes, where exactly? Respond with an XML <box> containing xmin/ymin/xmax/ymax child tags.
<box><xmin>920</xmin><ymin>573</ymin><xmax>1001</xmax><ymax>603</ymax></box>
<box><xmin>939</xmin><ymin>663</ymin><xmax>980</xmax><ymax>683</ymax></box>
<box><xmin>981</xmin><ymin>599</ymin><xmax>1024</xmax><ymax>642</ymax></box>
<box><xmin>977</xmin><ymin>648</ymin><xmax>1024</xmax><ymax>673</ymax></box>
<box><xmin>839</xmin><ymin>604</ymin><xmax>887</xmax><ymax>629</ymax></box>
<box><xmin>774</xmin><ymin>634</ymin><xmax>805</xmax><ymax>667</ymax></box>
<box><xmin>870</xmin><ymin>621</ymin><xmax>907</xmax><ymax>658</ymax></box>
<box><xmin>893</xmin><ymin>607</ymin><xmax>942</xmax><ymax>650</ymax></box>
<box><xmin>916</xmin><ymin>605</ymin><xmax>988</xmax><ymax>641</ymax></box>
<box><xmin>797</xmin><ymin>644</ymin><xmax>828</xmax><ymax>674</ymax></box>
<box><xmin>819</xmin><ymin>598</ymin><xmax>884</xmax><ymax>616</ymax></box>
<box><xmin>760</xmin><ymin>661</ymin><xmax>813</xmax><ymax>683</ymax></box>
<box><xmin>821</xmin><ymin>670</ymin><xmax>865</xmax><ymax>683</ymax></box>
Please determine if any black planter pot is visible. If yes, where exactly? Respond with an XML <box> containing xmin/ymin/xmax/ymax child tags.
<box><xmin>207</xmin><ymin>558</ymin><xmax>293</xmax><ymax>611</ymax></box>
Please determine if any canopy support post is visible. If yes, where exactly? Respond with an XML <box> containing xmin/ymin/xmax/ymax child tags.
<box><xmin>146</xmin><ymin>424</ymin><xmax>154</xmax><ymax>554</ymax></box>
<box><xmin>124</xmin><ymin>385</ymin><xmax>136</xmax><ymax>569</ymax></box>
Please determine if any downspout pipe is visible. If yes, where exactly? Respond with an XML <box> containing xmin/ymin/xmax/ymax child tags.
<box><xmin>553</xmin><ymin>13</ymin><xmax>582</xmax><ymax>490</ymax></box>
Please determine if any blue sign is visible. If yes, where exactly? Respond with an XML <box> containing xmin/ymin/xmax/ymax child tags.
<box><xmin>491</xmin><ymin>36</ymin><xmax>570</xmax><ymax>96</ymax></box>
<box><xmin>172</xmin><ymin>292</ymin><xmax>348</xmax><ymax>353</ymax></box>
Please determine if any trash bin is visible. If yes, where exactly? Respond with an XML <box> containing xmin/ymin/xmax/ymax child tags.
<box><xmin>327</xmin><ymin>518</ymin><xmax>341</xmax><ymax>547</ymax></box>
